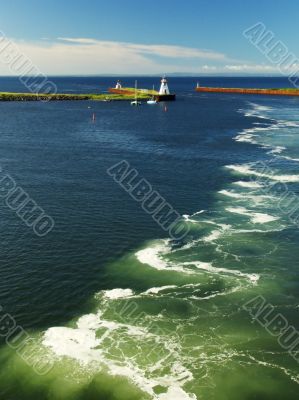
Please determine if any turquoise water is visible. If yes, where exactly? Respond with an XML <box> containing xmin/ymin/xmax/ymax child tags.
<box><xmin>0</xmin><ymin>78</ymin><xmax>298</xmax><ymax>399</ymax></box>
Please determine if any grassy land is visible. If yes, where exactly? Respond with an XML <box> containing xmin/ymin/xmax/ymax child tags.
<box><xmin>114</xmin><ymin>87</ymin><xmax>158</xmax><ymax>95</ymax></box>
<box><xmin>0</xmin><ymin>92</ymin><xmax>152</xmax><ymax>101</ymax></box>
<box><xmin>0</xmin><ymin>92</ymin><xmax>89</xmax><ymax>101</ymax></box>
<box><xmin>269</xmin><ymin>88</ymin><xmax>299</xmax><ymax>91</ymax></box>
<box><xmin>90</xmin><ymin>93</ymin><xmax>152</xmax><ymax>101</ymax></box>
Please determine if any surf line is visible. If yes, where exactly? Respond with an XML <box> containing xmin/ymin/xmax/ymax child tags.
<box><xmin>107</xmin><ymin>160</ymin><xmax>189</xmax><ymax>240</ymax></box>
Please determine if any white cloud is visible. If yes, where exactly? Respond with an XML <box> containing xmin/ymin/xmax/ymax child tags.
<box><xmin>0</xmin><ymin>36</ymin><xmax>294</xmax><ymax>75</ymax></box>
<box><xmin>224</xmin><ymin>64</ymin><xmax>276</xmax><ymax>72</ymax></box>
<box><xmin>0</xmin><ymin>36</ymin><xmax>233</xmax><ymax>75</ymax></box>
<box><xmin>57</xmin><ymin>37</ymin><xmax>228</xmax><ymax>60</ymax></box>
<box><xmin>57</xmin><ymin>38</ymin><xmax>99</xmax><ymax>45</ymax></box>
<box><xmin>201</xmin><ymin>65</ymin><xmax>217</xmax><ymax>71</ymax></box>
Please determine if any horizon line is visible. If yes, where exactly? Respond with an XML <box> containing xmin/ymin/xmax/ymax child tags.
<box><xmin>0</xmin><ymin>74</ymin><xmax>296</xmax><ymax>78</ymax></box>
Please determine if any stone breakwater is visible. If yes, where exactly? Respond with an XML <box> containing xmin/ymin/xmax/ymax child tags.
<box><xmin>195</xmin><ymin>87</ymin><xmax>299</xmax><ymax>96</ymax></box>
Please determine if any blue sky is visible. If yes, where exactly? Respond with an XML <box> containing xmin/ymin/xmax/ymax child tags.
<box><xmin>0</xmin><ymin>0</ymin><xmax>298</xmax><ymax>75</ymax></box>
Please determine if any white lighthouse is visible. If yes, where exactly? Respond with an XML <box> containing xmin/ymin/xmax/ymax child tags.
<box><xmin>115</xmin><ymin>80</ymin><xmax>122</xmax><ymax>89</ymax></box>
<box><xmin>159</xmin><ymin>77</ymin><xmax>170</xmax><ymax>95</ymax></box>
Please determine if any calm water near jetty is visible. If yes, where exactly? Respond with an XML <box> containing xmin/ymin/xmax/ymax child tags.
<box><xmin>0</xmin><ymin>77</ymin><xmax>298</xmax><ymax>399</ymax></box>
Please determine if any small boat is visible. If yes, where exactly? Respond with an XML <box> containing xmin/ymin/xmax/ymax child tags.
<box><xmin>131</xmin><ymin>100</ymin><xmax>142</xmax><ymax>106</ymax></box>
<box><xmin>131</xmin><ymin>80</ymin><xmax>141</xmax><ymax>106</ymax></box>
<box><xmin>147</xmin><ymin>85</ymin><xmax>157</xmax><ymax>104</ymax></box>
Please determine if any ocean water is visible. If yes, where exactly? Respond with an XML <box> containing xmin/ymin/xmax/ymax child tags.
<box><xmin>0</xmin><ymin>77</ymin><xmax>298</xmax><ymax>399</ymax></box>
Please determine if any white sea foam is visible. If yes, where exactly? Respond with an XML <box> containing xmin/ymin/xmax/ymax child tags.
<box><xmin>244</xmin><ymin>112</ymin><xmax>269</xmax><ymax>120</ymax></box>
<box><xmin>174</xmin><ymin>220</ymin><xmax>232</xmax><ymax>250</ymax></box>
<box><xmin>44</xmin><ymin>323</ymin><xmax>195</xmax><ymax>399</ymax></box>
<box><xmin>181</xmin><ymin>261</ymin><xmax>259</xmax><ymax>284</ymax></box>
<box><xmin>234</xmin><ymin>226</ymin><xmax>285</xmax><ymax>234</ymax></box>
<box><xmin>218</xmin><ymin>189</ymin><xmax>269</xmax><ymax>203</ymax></box>
<box><xmin>182</xmin><ymin>215</ymin><xmax>199</xmax><ymax>224</ymax></box>
<box><xmin>143</xmin><ymin>285</ymin><xmax>178</xmax><ymax>295</ymax></box>
<box><xmin>43</xmin><ymin>294</ymin><xmax>197</xmax><ymax>400</ymax></box>
<box><xmin>226</xmin><ymin>164</ymin><xmax>299</xmax><ymax>182</ymax></box>
<box><xmin>141</xmin><ymin>281</ymin><xmax>243</xmax><ymax>302</ymax></box>
<box><xmin>158</xmin><ymin>386</ymin><xmax>197</xmax><ymax>400</ymax></box>
<box><xmin>202</xmin><ymin>221</ymin><xmax>231</xmax><ymax>242</ymax></box>
<box><xmin>204</xmin><ymin>220</ymin><xmax>231</xmax><ymax>230</ymax></box>
<box><xmin>102</xmin><ymin>288</ymin><xmax>134</xmax><ymax>299</ymax></box>
<box><xmin>235</xmin><ymin>133</ymin><xmax>257</xmax><ymax>144</ymax></box>
<box><xmin>269</xmin><ymin>146</ymin><xmax>286</xmax><ymax>154</ymax></box>
<box><xmin>233</xmin><ymin>181</ymin><xmax>263</xmax><ymax>188</ymax></box>
<box><xmin>249</xmin><ymin>103</ymin><xmax>273</xmax><ymax>112</ymax></box>
<box><xmin>183</xmin><ymin>210</ymin><xmax>205</xmax><ymax>223</ymax></box>
<box><xmin>219</xmin><ymin>189</ymin><xmax>245</xmax><ymax>199</ymax></box>
<box><xmin>279</xmin><ymin>120</ymin><xmax>299</xmax><ymax>128</ymax></box>
<box><xmin>141</xmin><ymin>283</ymin><xmax>204</xmax><ymax>297</ymax></box>
<box><xmin>280</xmin><ymin>154</ymin><xmax>299</xmax><ymax>162</ymax></box>
<box><xmin>202</xmin><ymin>229</ymin><xmax>222</xmax><ymax>242</ymax></box>
<box><xmin>192</xmin><ymin>210</ymin><xmax>205</xmax><ymax>216</ymax></box>
<box><xmin>136</xmin><ymin>244</ymin><xmax>198</xmax><ymax>275</ymax></box>
<box><xmin>234</xmin><ymin>123</ymin><xmax>277</xmax><ymax>144</ymax></box>
<box><xmin>251</xmin><ymin>213</ymin><xmax>278</xmax><ymax>224</ymax></box>
<box><xmin>243</xmin><ymin>103</ymin><xmax>274</xmax><ymax>120</ymax></box>
<box><xmin>237</xmin><ymin>104</ymin><xmax>299</xmax><ymax>165</ymax></box>
<box><xmin>135</xmin><ymin>240</ymin><xmax>259</xmax><ymax>285</ymax></box>
<box><xmin>226</xmin><ymin>206</ymin><xmax>278</xmax><ymax>224</ymax></box>
<box><xmin>43</xmin><ymin>326</ymin><xmax>101</xmax><ymax>364</ymax></box>
<box><xmin>136</xmin><ymin>241</ymin><xmax>197</xmax><ymax>275</ymax></box>
<box><xmin>136</xmin><ymin>240</ymin><xmax>173</xmax><ymax>271</ymax></box>
<box><xmin>77</xmin><ymin>313</ymin><xmax>103</xmax><ymax>330</ymax></box>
